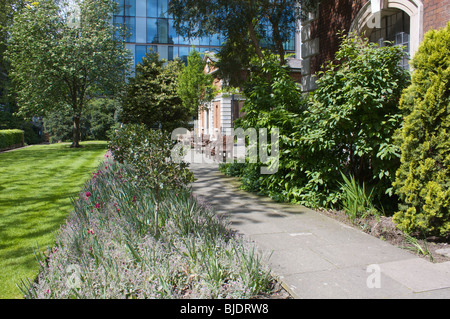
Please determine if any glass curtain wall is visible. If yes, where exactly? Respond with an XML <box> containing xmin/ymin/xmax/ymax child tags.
<box><xmin>114</xmin><ymin>0</ymin><xmax>223</xmax><ymax>67</ymax></box>
<box><xmin>114</xmin><ymin>0</ymin><xmax>296</xmax><ymax>68</ymax></box>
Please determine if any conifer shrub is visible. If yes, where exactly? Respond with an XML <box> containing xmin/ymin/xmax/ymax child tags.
<box><xmin>393</xmin><ymin>23</ymin><xmax>450</xmax><ymax>236</ymax></box>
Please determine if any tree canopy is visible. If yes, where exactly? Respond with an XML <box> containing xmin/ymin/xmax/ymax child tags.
<box><xmin>121</xmin><ymin>50</ymin><xmax>190</xmax><ymax>132</ymax></box>
<box><xmin>6</xmin><ymin>0</ymin><xmax>131</xmax><ymax>147</ymax></box>
<box><xmin>169</xmin><ymin>0</ymin><xmax>319</xmax><ymax>86</ymax></box>
<box><xmin>177</xmin><ymin>49</ymin><xmax>216</xmax><ymax>118</ymax></box>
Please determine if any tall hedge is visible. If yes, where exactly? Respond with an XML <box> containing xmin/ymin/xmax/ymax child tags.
<box><xmin>393</xmin><ymin>23</ymin><xmax>450</xmax><ymax>236</ymax></box>
<box><xmin>0</xmin><ymin>129</ymin><xmax>24</xmax><ymax>150</ymax></box>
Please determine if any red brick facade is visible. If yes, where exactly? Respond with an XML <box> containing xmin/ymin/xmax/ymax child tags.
<box><xmin>423</xmin><ymin>0</ymin><xmax>450</xmax><ymax>32</ymax></box>
<box><xmin>303</xmin><ymin>0</ymin><xmax>449</xmax><ymax>82</ymax></box>
<box><xmin>309</xmin><ymin>0</ymin><xmax>368</xmax><ymax>75</ymax></box>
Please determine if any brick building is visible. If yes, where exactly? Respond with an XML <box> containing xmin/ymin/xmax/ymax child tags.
<box><xmin>300</xmin><ymin>0</ymin><xmax>450</xmax><ymax>91</ymax></box>
<box><xmin>197</xmin><ymin>0</ymin><xmax>449</xmax><ymax>136</ymax></box>
<box><xmin>197</xmin><ymin>54</ymin><xmax>301</xmax><ymax>138</ymax></box>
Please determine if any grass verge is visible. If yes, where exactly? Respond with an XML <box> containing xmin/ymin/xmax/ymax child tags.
<box><xmin>0</xmin><ymin>141</ymin><xmax>107</xmax><ymax>298</ymax></box>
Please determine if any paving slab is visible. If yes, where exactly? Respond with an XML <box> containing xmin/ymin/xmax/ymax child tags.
<box><xmin>379</xmin><ymin>259</ymin><xmax>450</xmax><ymax>293</ymax></box>
<box><xmin>188</xmin><ymin>159</ymin><xmax>450</xmax><ymax>299</ymax></box>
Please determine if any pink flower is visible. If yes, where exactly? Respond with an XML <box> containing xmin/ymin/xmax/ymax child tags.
<box><xmin>85</xmin><ymin>191</ymin><xmax>91</xmax><ymax>198</ymax></box>
<box><xmin>95</xmin><ymin>203</ymin><xmax>101</xmax><ymax>209</ymax></box>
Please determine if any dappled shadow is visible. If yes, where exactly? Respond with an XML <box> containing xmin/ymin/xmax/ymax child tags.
<box><xmin>189</xmin><ymin>163</ymin><xmax>311</xmax><ymax>230</ymax></box>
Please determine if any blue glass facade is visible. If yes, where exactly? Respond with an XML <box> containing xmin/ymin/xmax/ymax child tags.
<box><xmin>114</xmin><ymin>0</ymin><xmax>296</xmax><ymax>67</ymax></box>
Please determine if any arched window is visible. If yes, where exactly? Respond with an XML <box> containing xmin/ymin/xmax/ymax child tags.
<box><xmin>350</xmin><ymin>0</ymin><xmax>424</xmax><ymax>70</ymax></box>
<box><xmin>368</xmin><ymin>9</ymin><xmax>411</xmax><ymax>69</ymax></box>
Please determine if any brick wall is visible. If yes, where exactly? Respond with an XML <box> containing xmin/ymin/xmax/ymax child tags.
<box><xmin>309</xmin><ymin>0</ymin><xmax>368</xmax><ymax>75</ymax></box>
<box><xmin>423</xmin><ymin>0</ymin><xmax>450</xmax><ymax>33</ymax></box>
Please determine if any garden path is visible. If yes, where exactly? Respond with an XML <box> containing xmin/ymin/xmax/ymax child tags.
<box><xmin>188</xmin><ymin>153</ymin><xmax>450</xmax><ymax>299</ymax></box>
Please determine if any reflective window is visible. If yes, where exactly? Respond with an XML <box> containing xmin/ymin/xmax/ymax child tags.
<box><xmin>116</xmin><ymin>0</ymin><xmax>124</xmax><ymax>15</ymax></box>
<box><xmin>158</xmin><ymin>0</ymin><xmax>169</xmax><ymax>18</ymax></box>
<box><xmin>179</xmin><ymin>46</ymin><xmax>190</xmax><ymax>63</ymax></box>
<box><xmin>169</xmin><ymin>20</ymin><xmax>179</xmax><ymax>45</ymax></box>
<box><xmin>136</xmin><ymin>0</ymin><xmax>146</xmax><ymax>17</ymax></box>
<box><xmin>124</xmin><ymin>17</ymin><xmax>135</xmax><ymax>43</ymax></box>
<box><xmin>157</xmin><ymin>18</ymin><xmax>169</xmax><ymax>43</ymax></box>
<box><xmin>147</xmin><ymin>18</ymin><xmax>157</xmax><ymax>43</ymax></box>
<box><xmin>147</xmin><ymin>0</ymin><xmax>157</xmax><ymax>18</ymax></box>
<box><xmin>115</xmin><ymin>0</ymin><xmax>296</xmax><ymax>64</ymax></box>
<box><xmin>136</xmin><ymin>45</ymin><xmax>148</xmax><ymax>65</ymax></box>
<box><xmin>136</xmin><ymin>17</ymin><xmax>146</xmax><ymax>43</ymax></box>
<box><xmin>210</xmin><ymin>34</ymin><xmax>220</xmax><ymax>46</ymax></box>
<box><xmin>125</xmin><ymin>0</ymin><xmax>135</xmax><ymax>16</ymax></box>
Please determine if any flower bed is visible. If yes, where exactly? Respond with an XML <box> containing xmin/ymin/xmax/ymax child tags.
<box><xmin>19</xmin><ymin>150</ymin><xmax>275</xmax><ymax>299</ymax></box>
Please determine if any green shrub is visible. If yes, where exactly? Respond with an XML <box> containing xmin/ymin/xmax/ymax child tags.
<box><xmin>338</xmin><ymin>173</ymin><xmax>379</xmax><ymax>221</ymax></box>
<box><xmin>393</xmin><ymin>23</ymin><xmax>450</xmax><ymax>236</ymax></box>
<box><xmin>298</xmin><ymin>33</ymin><xmax>410</xmax><ymax>210</ymax></box>
<box><xmin>0</xmin><ymin>110</ymin><xmax>43</xmax><ymax>145</ymax></box>
<box><xmin>0</xmin><ymin>129</ymin><xmax>24</xmax><ymax>150</ymax></box>
<box><xmin>109</xmin><ymin>124</ymin><xmax>194</xmax><ymax>235</ymax></box>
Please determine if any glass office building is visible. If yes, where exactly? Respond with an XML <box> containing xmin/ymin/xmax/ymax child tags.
<box><xmin>113</xmin><ymin>0</ymin><xmax>296</xmax><ymax>68</ymax></box>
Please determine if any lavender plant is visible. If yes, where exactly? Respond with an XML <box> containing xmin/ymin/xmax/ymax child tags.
<box><xmin>18</xmin><ymin>151</ymin><xmax>274</xmax><ymax>299</ymax></box>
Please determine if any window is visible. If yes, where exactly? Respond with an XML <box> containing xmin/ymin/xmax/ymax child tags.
<box><xmin>124</xmin><ymin>17</ymin><xmax>135</xmax><ymax>43</ymax></box>
<box><xmin>125</xmin><ymin>0</ymin><xmax>135</xmax><ymax>16</ymax></box>
<box><xmin>147</xmin><ymin>0</ymin><xmax>158</xmax><ymax>18</ymax></box>
<box><xmin>136</xmin><ymin>0</ymin><xmax>146</xmax><ymax>17</ymax></box>
<box><xmin>147</xmin><ymin>18</ymin><xmax>157</xmax><ymax>43</ymax></box>
<box><xmin>369</xmin><ymin>10</ymin><xmax>410</xmax><ymax>69</ymax></box>
<box><xmin>136</xmin><ymin>17</ymin><xmax>146</xmax><ymax>43</ymax></box>
<box><xmin>136</xmin><ymin>45</ymin><xmax>148</xmax><ymax>65</ymax></box>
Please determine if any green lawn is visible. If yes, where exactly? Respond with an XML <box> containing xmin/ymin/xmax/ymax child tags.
<box><xmin>0</xmin><ymin>141</ymin><xmax>107</xmax><ymax>298</ymax></box>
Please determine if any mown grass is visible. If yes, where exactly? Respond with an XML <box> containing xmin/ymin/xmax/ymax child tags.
<box><xmin>0</xmin><ymin>141</ymin><xmax>107</xmax><ymax>298</ymax></box>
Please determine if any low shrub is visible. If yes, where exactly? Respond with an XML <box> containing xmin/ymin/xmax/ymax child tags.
<box><xmin>0</xmin><ymin>129</ymin><xmax>24</xmax><ymax>150</ymax></box>
<box><xmin>18</xmin><ymin>154</ymin><xmax>274</xmax><ymax>298</ymax></box>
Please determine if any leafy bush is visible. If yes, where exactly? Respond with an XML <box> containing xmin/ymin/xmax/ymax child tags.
<box><xmin>223</xmin><ymin>35</ymin><xmax>408</xmax><ymax>212</ymax></box>
<box><xmin>109</xmin><ymin>124</ymin><xmax>194</xmax><ymax>235</ymax></box>
<box><xmin>18</xmin><ymin>153</ymin><xmax>274</xmax><ymax>299</ymax></box>
<box><xmin>296</xmin><ymin>33</ymin><xmax>410</xmax><ymax>210</ymax></box>
<box><xmin>229</xmin><ymin>52</ymin><xmax>307</xmax><ymax>199</ymax></box>
<box><xmin>392</xmin><ymin>23</ymin><xmax>450</xmax><ymax>236</ymax></box>
<box><xmin>0</xmin><ymin>110</ymin><xmax>43</xmax><ymax>145</ymax></box>
<box><xmin>0</xmin><ymin>129</ymin><xmax>23</xmax><ymax>149</ymax></box>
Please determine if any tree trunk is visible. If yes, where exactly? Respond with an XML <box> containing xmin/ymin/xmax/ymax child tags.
<box><xmin>71</xmin><ymin>114</ymin><xmax>81</xmax><ymax>148</ymax></box>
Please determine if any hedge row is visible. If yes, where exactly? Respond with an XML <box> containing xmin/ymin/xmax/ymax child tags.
<box><xmin>0</xmin><ymin>129</ymin><xmax>24</xmax><ymax>151</ymax></box>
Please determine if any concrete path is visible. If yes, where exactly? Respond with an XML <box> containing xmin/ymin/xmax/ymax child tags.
<box><xmin>188</xmin><ymin>158</ymin><xmax>450</xmax><ymax>299</ymax></box>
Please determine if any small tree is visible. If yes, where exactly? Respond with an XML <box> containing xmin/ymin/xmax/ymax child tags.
<box><xmin>177</xmin><ymin>49</ymin><xmax>215</xmax><ymax>118</ymax></box>
<box><xmin>121</xmin><ymin>50</ymin><xmax>190</xmax><ymax>132</ymax></box>
<box><xmin>6</xmin><ymin>0</ymin><xmax>131</xmax><ymax>147</ymax></box>
<box><xmin>393</xmin><ymin>23</ymin><xmax>450</xmax><ymax>236</ymax></box>
<box><xmin>109</xmin><ymin>124</ymin><xmax>194</xmax><ymax>236</ymax></box>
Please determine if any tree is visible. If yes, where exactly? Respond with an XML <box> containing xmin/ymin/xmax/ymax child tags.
<box><xmin>177</xmin><ymin>49</ymin><xmax>215</xmax><ymax>118</ymax></box>
<box><xmin>0</xmin><ymin>0</ymin><xmax>25</xmax><ymax>110</ymax></box>
<box><xmin>392</xmin><ymin>23</ymin><xmax>450</xmax><ymax>237</ymax></box>
<box><xmin>6</xmin><ymin>0</ymin><xmax>132</xmax><ymax>147</ymax></box>
<box><xmin>121</xmin><ymin>50</ymin><xmax>190</xmax><ymax>132</ymax></box>
<box><xmin>169</xmin><ymin>0</ymin><xmax>319</xmax><ymax>85</ymax></box>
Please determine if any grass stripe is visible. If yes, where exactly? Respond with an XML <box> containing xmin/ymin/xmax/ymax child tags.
<box><xmin>0</xmin><ymin>141</ymin><xmax>107</xmax><ymax>298</ymax></box>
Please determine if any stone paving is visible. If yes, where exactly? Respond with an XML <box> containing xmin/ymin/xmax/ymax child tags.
<box><xmin>188</xmin><ymin>155</ymin><xmax>450</xmax><ymax>299</ymax></box>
